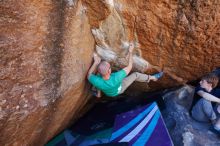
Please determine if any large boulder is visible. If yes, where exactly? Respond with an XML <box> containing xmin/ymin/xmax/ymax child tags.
<box><xmin>86</xmin><ymin>0</ymin><xmax>220</xmax><ymax>89</ymax></box>
<box><xmin>0</xmin><ymin>0</ymin><xmax>94</xmax><ymax>145</ymax></box>
<box><xmin>0</xmin><ymin>0</ymin><xmax>220</xmax><ymax>145</ymax></box>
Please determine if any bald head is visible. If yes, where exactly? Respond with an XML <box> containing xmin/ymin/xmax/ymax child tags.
<box><xmin>98</xmin><ymin>61</ymin><xmax>111</xmax><ymax>76</ymax></box>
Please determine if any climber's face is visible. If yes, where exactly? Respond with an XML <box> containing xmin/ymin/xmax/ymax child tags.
<box><xmin>200</xmin><ymin>79</ymin><xmax>212</xmax><ymax>90</ymax></box>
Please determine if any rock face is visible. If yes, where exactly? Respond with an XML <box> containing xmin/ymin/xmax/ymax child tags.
<box><xmin>88</xmin><ymin>0</ymin><xmax>220</xmax><ymax>89</ymax></box>
<box><xmin>0</xmin><ymin>0</ymin><xmax>219</xmax><ymax>145</ymax></box>
<box><xmin>0</xmin><ymin>0</ymin><xmax>94</xmax><ymax>145</ymax></box>
<box><xmin>162</xmin><ymin>85</ymin><xmax>220</xmax><ymax>146</ymax></box>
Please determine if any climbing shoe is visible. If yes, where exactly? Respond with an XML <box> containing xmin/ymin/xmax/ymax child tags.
<box><xmin>152</xmin><ymin>71</ymin><xmax>164</xmax><ymax>79</ymax></box>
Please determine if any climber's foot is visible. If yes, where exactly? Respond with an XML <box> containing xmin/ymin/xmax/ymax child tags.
<box><xmin>151</xmin><ymin>72</ymin><xmax>164</xmax><ymax>81</ymax></box>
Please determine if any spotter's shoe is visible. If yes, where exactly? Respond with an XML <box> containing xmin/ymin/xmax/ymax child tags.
<box><xmin>209</xmin><ymin>125</ymin><xmax>220</xmax><ymax>137</ymax></box>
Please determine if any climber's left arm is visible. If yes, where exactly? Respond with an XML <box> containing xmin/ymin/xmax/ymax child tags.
<box><xmin>87</xmin><ymin>53</ymin><xmax>101</xmax><ymax>80</ymax></box>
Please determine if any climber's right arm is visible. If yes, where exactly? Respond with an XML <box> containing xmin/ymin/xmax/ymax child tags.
<box><xmin>123</xmin><ymin>43</ymin><xmax>134</xmax><ymax>75</ymax></box>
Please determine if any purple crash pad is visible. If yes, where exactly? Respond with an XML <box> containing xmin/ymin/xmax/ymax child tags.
<box><xmin>110</xmin><ymin>102</ymin><xmax>173</xmax><ymax>146</ymax></box>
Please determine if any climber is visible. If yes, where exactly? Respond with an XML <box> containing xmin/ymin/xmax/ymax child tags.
<box><xmin>87</xmin><ymin>43</ymin><xmax>163</xmax><ymax>98</ymax></box>
<box><xmin>190</xmin><ymin>73</ymin><xmax>220</xmax><ymax>135</ymax></box>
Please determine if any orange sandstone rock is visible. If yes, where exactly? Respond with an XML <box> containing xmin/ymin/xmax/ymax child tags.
<box><xmin>0</xmin><ymin>0</ymin><xmax>219</xmax><ymax>145</ymax></box>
